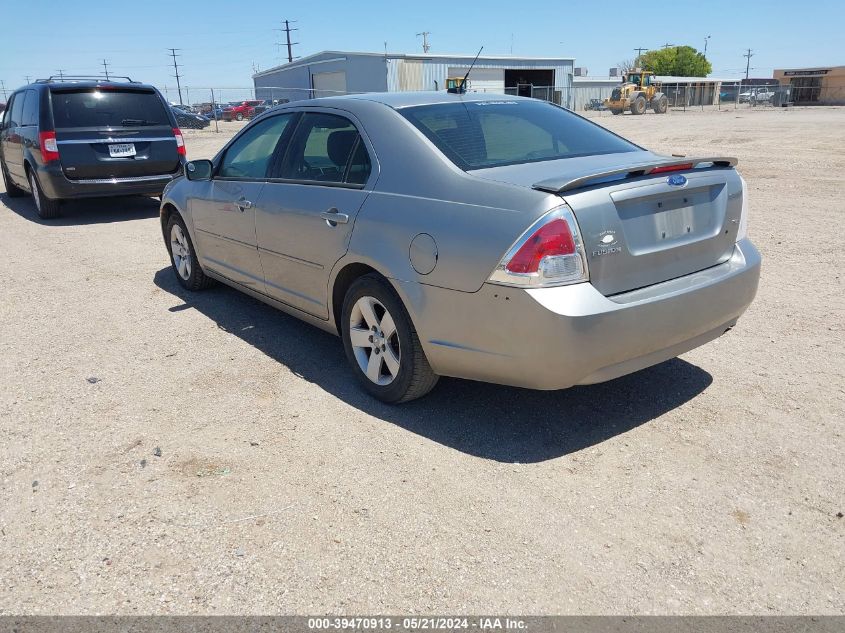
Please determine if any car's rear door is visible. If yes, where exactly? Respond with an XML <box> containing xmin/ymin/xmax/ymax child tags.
<box><xmin>191</xmin><ymin>112</ymin><xmax>297</xmax><ymax>290</ymax></box>
<box><xmin>50</xmin><ymin>87</ymin><xmax>180</xmax><ymax>179</ymax></box>
<box><xmin>0</xmin><ymin>92</ymin><xmax>25</xmax><ymax>182</ymax></box>
<box><xmin>254</xmin><ymin>110</ymin><xmax>374</xmax><ymax>319</ymax></box>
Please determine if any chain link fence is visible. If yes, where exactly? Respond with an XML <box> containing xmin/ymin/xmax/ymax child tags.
<box><xmin>162</xmin><ymin>82</ymin><xmax>845</xmax><ymax>133</ymax></box>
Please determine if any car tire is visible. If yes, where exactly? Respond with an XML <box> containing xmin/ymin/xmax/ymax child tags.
<box><xmin>29</xmin><ymin>170</ymin><xmax>62</xmax><ymax>219</ymax></box>
<box><xmin>630</xmin><ymin>95</ymin><xmax>646</xmax><ymax>115</ymax></box>
<box><xmin>341</xmin><ymin>274</ymin><xmax>439</xmax><ymax>403</ymax></box>
<box><xmin>2</xmin><ymin>161</ymin><xmax>26</xmax><ymax>198</ymax></box>
<box><xmin>166</xmin><ymin>212</ymin><xmax>215</xmax><ymax>291</ymax></box>
<box><xmin>235</xmin><ymin>113</ymin><xmax>244</xmax><ymax>121</ymax></box>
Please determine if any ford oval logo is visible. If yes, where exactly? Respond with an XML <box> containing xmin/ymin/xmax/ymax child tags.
<box><xmin>667</xmin><ymin>174</ymin><xmax>688</xmax><ymax>187</ymax></box>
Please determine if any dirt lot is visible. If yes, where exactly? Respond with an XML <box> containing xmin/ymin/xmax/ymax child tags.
<box><xmin>0</xmin><ymin>107</ymin><xmax>843</xmax><ymax>614</ymax></box>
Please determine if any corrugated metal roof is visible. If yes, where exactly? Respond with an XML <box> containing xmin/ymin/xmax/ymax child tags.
<box><xmin>253</xmin><ymin>50</ymin><xmax>575</xmax><ymax>79</ymax></box>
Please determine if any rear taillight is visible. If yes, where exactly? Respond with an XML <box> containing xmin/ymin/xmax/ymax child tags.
<box><xmin>39</xmin><ymin>131</ymin><xmax>60</xmax><ymax>163</ymax></box>
<box><xmin>488</xmin><ymin>205</ymin><xmax>588</xmax><ymax>288</ymax></box>
<box><xmin>173</xmin><ymin>128</ymin><xmax>186</xmax><ymax>156</ymax></box>
<box><xmin>737</xmin><ymin>175</ymin><xmax>749</xmax><ymax>241</ymax></box>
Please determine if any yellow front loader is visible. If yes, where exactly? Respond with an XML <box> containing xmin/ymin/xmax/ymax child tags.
<box><xmin>604</xmin><ymin>70</ymin><xmax>668</xmax><ymax>115</ymax></box>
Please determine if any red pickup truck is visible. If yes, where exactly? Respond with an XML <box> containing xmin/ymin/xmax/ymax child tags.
<box><xmin>222</xmin><ymin>100</ymin><xmax>263</xmax><ymax>121</ymax></box>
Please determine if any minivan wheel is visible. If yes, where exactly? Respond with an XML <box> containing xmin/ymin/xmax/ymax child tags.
<box><xmin>2</xmin><ymin>162</ymin><xmax>26</xmax><ymax>198</ymax></box>
<box><xmin>341</xmin><ymin>274</ymin><xmax>438</xmax><ymax>403</ymax></box>
<box><xmin>166</xmin><ymin>213</ymin><xmax>215</xmax><ymax>291</ymax></box>
<box><xmin>29</xmin><ymin>171</ymin><xmax>62</xmax><ymax>219</ymax></box>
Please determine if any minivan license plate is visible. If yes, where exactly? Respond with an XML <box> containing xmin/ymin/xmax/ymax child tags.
<box><xmin>108</xmin><ymin>143</ymin><xmax>136</xmax><ymax>158</ymax></box>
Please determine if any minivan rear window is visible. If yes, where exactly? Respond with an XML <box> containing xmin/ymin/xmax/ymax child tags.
<box><xmin>50</xmin><ymin>89</ymin><xmax>169</xmax><ymax>128</ymax></box>
<box><xmin>400</xmin><ymin>100</ymin><xmax>640</xmax><ymax>170</ymax></box>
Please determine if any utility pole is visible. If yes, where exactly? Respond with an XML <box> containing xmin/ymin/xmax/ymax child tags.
<box><xmin>417</xmin><ymin>31</ymin><xmax>431</xmax><ymax>53</ymax></box>
<box><xmin>703</xmin><ymin>35</ymin><xmax>711</xmax><ymax>57</ymax></box>
<box><xmin>275</xmin><ymin>20</ymin><xmax>299</xmax><ymax>64</ymax></box>
<box><xmin>168</xmin><ymin>48</ymin><xmax>183</xmax><ymax>105</ymax></box>
<box><xmin>56</xmin><ymin>69</ymin><xmax>66</xmax><ymax>80</ymax></box>
<box><xmin>633</xmin><ymin>47</ymin><xmax>648</xmax><ymax>66</ymax></box>
<box><xmin>101</xmin><ymin>59</ymin><xmax>111</xmax><ymax>80</ymax></box>
<box><xmin>24</xmin><ymin>75</ymin><xmax>32</xmax><ymax>84</ymax></box>
<box><xmin>661</xmin><ymin>43</ymin><xmax>675</xmax><ymax>49</ymax></box>
<box><xmin>1</xmin><ymin>80</ymin><xmax>6</xmax><ymax>100</ymax></box>
<box><xmin>743</xmin><ymin>48</ymin><xmax>754</xmax><ymax>80</ymax></box>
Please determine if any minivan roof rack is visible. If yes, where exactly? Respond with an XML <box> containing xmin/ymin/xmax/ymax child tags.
<box><xmin>35</xmin><ymin>75</ymin><xmax>138</xmax><ymax>84</ymax></box>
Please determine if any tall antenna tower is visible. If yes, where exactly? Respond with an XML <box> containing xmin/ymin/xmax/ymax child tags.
<box><xmin>168</xmin><ymin>48</ymin><xmax>184</xmax><ymax>105</ymax></box>
<box><xmin>417</xmin><ymin>31</ymin><xmax>432</xmax><ymax>53</ymax></box>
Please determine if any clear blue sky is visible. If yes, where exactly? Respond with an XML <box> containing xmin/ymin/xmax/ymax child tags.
<box><xmin>2</xmin><ymin>0</ymin><xmax>843</xmax><ymax>96</ymax></box>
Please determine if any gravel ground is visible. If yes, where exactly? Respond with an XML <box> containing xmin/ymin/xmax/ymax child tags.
<box><xmin>0</xmin><ymin>107</ymin><xmax>843</xmax><ymax>614</ymax></box>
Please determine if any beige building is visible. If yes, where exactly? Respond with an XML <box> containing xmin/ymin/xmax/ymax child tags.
<box><xmin>773</xmin><ymin>66</ymin><xmax>845</xmax><ymax>105</ymax></box>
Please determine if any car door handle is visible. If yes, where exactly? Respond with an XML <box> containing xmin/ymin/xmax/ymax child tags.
<box><xmin>320</xmin><ymin>209</ymin><xmax>349</xmax><ymax>226</ymax></box>
<box><xmin>234</xmin><ymin>198</ymin><xmax>252</xmax><ymax>211</ymax></box>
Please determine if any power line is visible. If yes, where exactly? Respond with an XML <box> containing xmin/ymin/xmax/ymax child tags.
<box><xmin>101</xmin><ymin>59</ymin><xmax>111</xmax><ymax>80</ymax></box>
<box><xmin>743</xmin><ymin>48</ymin><xmax>754</xmax><ymax>80</ymax></box>
<box><xmin>417</xmin><ymin>31</ymin><xmax>432</xmax><ymax>53</ymax></box>
<box><xmin>274</xmin><ymin>20</ymin><xmax>299</xmax><ymax>64</ymax></box>
<box><xmin>168</xmin><ymin>48</ymin><xmax>183</xmax><ymax>105</ymax></box>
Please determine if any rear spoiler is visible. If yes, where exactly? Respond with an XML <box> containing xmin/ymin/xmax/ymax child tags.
<box><xmin>532</xmin><ymin>156</ymin><xmax>738</xmax><ymax>194</ymax></box>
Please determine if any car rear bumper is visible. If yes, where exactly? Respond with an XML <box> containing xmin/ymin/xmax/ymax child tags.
<box><xmin>35</xmin><ymin>162</ymin><xmax>182</xmax><ymax>199</ymax></box>
<box><xmin>399</xmin><ymin>239</ymin><xmax>761</xmax><ymax>390</ymax></box>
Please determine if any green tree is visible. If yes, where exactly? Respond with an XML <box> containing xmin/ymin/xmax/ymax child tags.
<box><xmin>639</xmin><ymin>46</ymin><xmax>712</xmax><ymax>77</ymax></box>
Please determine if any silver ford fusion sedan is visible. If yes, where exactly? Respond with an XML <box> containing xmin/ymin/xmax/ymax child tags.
<box><xmin>160</xmin><ymin>92</ymin><xmax>760</xmax><ymax>403</ymax></box>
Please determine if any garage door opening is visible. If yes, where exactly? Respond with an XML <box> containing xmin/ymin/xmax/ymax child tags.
<box><xmin>505</xmin><ymin>69</ymin><xmax>555</xmax><ymax>98</ymax></box>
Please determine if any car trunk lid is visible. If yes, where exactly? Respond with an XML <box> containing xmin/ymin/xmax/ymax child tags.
<box><xmin>50</xmin><ymin>87</ymin><xmax>180</xmax><ymax>179</ymax></box>
<box><xmin>472</xmin><ymin>152</ymin><xmax>743</xmax><ymax>296</ymax></box>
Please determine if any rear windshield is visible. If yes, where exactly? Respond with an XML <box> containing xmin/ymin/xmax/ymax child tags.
<box><xmin>400</xmin><ymin>100</ymin><xmax>639</xmax><ymax>170</ymax></box>
<box><xmin>50</xmin><ymin>89</ymin><xmax>169</xmax><ymax>128</ymax></box>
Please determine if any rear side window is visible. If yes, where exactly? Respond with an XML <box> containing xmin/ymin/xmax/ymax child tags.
<box><xmin>401</xmin><ymin>100</ymin><xmax>639</xmax><ymax>170</ymax></box>
<box><xmin>21</xmin><ymin>90</ymin><xmax>39</xmax><ymax>126</ymax></box>
<box><xmin>278</xmin><ymin>112</ymin><xmax>371</xmax><ymax>185</ymax></box>
<box><xmin>50</xmin><ymin>89</ymin><xmax>169</xmax><ymax>128</ymax></box>
<box><xmin>8</xmin><ymin>93</ymin><xmax>24</xmax><ymax>127</ymax></box>
<box><xmin>219</xmin><ymin>113</ymin><xmax>294</xmax><ymax>179</ymax></box>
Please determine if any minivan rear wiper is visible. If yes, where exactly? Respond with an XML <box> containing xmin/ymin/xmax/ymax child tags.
<box><xmin>121</xmin><ymin>118</ymin><xmax>153</xmax><ymax>126</ymax></box>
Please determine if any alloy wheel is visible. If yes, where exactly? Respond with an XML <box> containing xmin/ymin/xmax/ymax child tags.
<box><xmin>29</xmin><ymin>173</ymin><xmax>41</xmax><ymax>213</ymax></box>
<box><xmin>170</xmin><ymin>223</ymin><xmax>192</xmax><ymax>281</ymax></box>
<box><xmin>349</xmin><ymin>296</ymin><xmax>401</xmax><ymax>386</ymax></box>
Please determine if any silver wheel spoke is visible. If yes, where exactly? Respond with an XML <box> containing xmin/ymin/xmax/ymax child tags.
<box><xmin>380</xmin><ymin>312</ymin><xmax>397</xmax><ymax>339</ymax></box>
<box><xmin>349</xmin><ymin>327</ymin><xmax>372</xmax><ymax>349</ymax></box>
<box><xmin>177</xmin><ymin>258</ymin><xmax>188</xmax><ymax>279</ymax></box>
<box><xmin>366</xmin><ymin>351</ymin><xmax>382</xmax><ymax>382</ymax></box>
<box><xmin>382</xmin><ymin>346</ymin><xmax>400</xmax><ymax>377</ymax></box>
<box><xmin>183</xmin><ymin>257</ymin><xmax>192</xmax><ymax>277</ymax></box>
<box><xmin>358</xmin><ymin>297</ymin><xmax>379</xmax><ymax>330</ymax></box>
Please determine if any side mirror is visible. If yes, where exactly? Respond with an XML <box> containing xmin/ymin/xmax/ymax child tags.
<box><xmin>185</xmin><ymin>159</ymin><xmax>213</xmax><ymax>181</ymax></box>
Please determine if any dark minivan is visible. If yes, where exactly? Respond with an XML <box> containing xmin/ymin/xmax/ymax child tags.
<box><xmin>0</xmin><ymin>76</ymin><xmax>186</xmax><ymax>218</ymax></box>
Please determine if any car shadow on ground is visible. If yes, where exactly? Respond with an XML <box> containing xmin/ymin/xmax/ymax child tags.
<box><xmin>154</xmin><ymin>268</ymin><xmax>713</xmax><ymax>463</ymax></box>
<box><xmin>1</xmin><ymin>192</ymin><xmax>159</xmax><ymax>226</ymax></box>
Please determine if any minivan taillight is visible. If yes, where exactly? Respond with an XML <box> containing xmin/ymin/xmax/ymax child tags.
<box><xmin>39</xmin><ymin>131</ymin><xmax>60</xmax><ymax>163</ymax></box>
<box><xmin>173</xmin><ymin>128</ymin><xmax>186</xmax><ymax>156</ymax></box>
<box><xmin>488</xmin><ymin>205</ymin><xmax>589</xmax><ymax>288</ymax></box>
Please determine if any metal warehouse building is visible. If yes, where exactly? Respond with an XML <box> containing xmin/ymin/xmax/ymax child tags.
<box><xmin>253</xmin><ymin>50</ymin><xmax>575</xmax><ymax>106</ymax></box>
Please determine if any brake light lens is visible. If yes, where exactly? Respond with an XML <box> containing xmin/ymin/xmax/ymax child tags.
<box><xmin>39</xmin><ymin>131</ymin><xmax>60</xmax><ymax>162</ymax></box>
<box><xmin>173</xmin><ymin>128</ymin><xmax>186</xmax><ymax>156</ymax></box>
<box><xmin>489</xmin><ymin>205</ymin><xmax>588</xmax><ymax>288</ymax></box>
<box><xmin>649</xmin><ymin>162</ymin><xmax>694</xmax><ymax>174</ymax></box>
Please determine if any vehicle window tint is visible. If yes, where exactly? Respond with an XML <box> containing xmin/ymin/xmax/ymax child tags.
<box><xmin>9</xmin><ymin>93</ymin><xmax>24</xmax><ymax>127</ymax></box>
<box><xmin>346</xmin><ymin>139</ymin><xmax>372</xmax><ymax>185</ymax></box>
<box><xmin>219</xmin><ymin>113</ymin><xmax>294</xmax><ymax>179</ymax></box>
<box><xmin>21</xmin><ymin>90</ymin><xmax>39</xmax><ymax>127</ymax></box>
<box><xmin>50</xmin><ymin>89</ymin><xmax>169</xmax><ymax>128</ymax></box>
<box><xmin>280</xmin><ymin>113</ymin><xmax>361</xmax><ymax>184</ymax></box>
<box><xmin>401</xmin><ymin>100</ymin><xmax>639</xmax><ymax>170</ymax></box>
